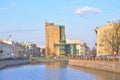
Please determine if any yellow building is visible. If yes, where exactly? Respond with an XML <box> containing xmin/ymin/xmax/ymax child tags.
<box><xmin>45</xmin><ymin>22</ymin><xmax>66</xmax><ymax>57</ymax></box>
<box><xmin>95</xmin><ymin>21</ymin><xmax>120</xmax><ymax>56</ymax></box>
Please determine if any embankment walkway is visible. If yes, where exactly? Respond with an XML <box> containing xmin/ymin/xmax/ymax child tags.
<box><xmin>0</xmin><ymin>59</ymin><xmax>30</xmax><ymax>69</ymax></box>
<box><xmin>69</xmin><ymin>57</ymin><xmax>120</xmax><ymax>73</ymax></box>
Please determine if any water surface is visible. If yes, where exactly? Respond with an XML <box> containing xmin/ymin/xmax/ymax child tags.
<box><xmin>0</xmin><ymin>62</ymin><xmax>120</xmax><ymax>80</ymax></box>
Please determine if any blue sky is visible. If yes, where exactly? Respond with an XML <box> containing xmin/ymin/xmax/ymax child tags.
<box><xmin>0</xmin><ymin>0</ymin><xmax>120</xmax><ymax>48</ymax></box>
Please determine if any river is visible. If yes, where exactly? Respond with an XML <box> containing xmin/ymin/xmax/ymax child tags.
<box><xmin>0</xmin><ymin>62</ymin><xmax>120</xmax><ymax>80</ymax></box>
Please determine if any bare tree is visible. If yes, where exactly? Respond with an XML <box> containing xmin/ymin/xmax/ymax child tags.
<box><xmin>91</xmin><ymin>47</ymin><xmax>96</xmax><ymax>57</ymax></box>
<box><xmin>102</xmin><ymin>21</ymin><xmax>120</xmax><ymax>55</ymax></box>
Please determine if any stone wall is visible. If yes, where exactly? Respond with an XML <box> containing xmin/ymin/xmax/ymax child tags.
<box><xmin>0</xmin><ymin>59</ymin><xmax>30</xmax><ymax>69</ymax></box>
<box><xmin>69</xmin><ymin>57</ymin><xmax>120</xmax><ymax>73</ymax></box>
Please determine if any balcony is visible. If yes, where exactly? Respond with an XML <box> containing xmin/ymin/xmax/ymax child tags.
<box><xmin>59</xmin><ymin>40</ymin><xmax>66</xmax><ymax>42</ymax></box>
<box><xmin>54</xmin><ymin>44</ymin><xmax>69</xmax><ymax>47</ymax></box>
<box><xmin>60</xmin><ymin>48</ymin><xmax>67</xmax><ymax>51</ymax></box>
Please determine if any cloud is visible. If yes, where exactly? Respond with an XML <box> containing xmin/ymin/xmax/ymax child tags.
<box><xmin>74</xmin><ymin>6</ymin><xmax>101</xmax><ymax>15</ymax></box>
<box><xmin>11</xmin><ymin>2</ymin><xmax>16</xmax><ymax>7</ymax></box>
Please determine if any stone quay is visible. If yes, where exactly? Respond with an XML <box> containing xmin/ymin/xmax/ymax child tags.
<box><xmin>0</xmin><ymin>59</ymin><xmax>30</xmax><ymax>69</ymax></box>
<box><xmin>69</xmin><ymin>57</ymin><xmax>120</xmax><ymax>73</ymax></box>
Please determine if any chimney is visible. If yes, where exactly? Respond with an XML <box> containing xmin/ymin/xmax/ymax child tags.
<box><xmin>107</xmin><ymin>21</ymin><xmax>111</xmax><ymax>25</ymax></box>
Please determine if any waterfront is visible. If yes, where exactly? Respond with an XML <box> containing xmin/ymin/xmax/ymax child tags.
<box><xmin>0</xmin><ymin>62</ymin><xmax>120</xmax><ymax>80</ymax></box>
<box><xmin>69</xmin><ymin>57</ymin><xmax>120</xmax><ymax>73</ymax></box>
<box><xmin>0</xmin><ymin>59</ymin><xmax>29</xmax><ymax>69</ymax></box>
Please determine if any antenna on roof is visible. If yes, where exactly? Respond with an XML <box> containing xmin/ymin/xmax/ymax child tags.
<box><xmin>7</xmin><ymin>34</ymin><xmax>12</xmax><ymax>40</ymax></box>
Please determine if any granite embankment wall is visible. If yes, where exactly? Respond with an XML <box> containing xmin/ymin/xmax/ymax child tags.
<box><xmin>0</xmin><ymin>59</ymin><xmax>30</xmax><ymax>69</ymax></box>
<box><xmin>69</xmin><ymin>57</ymin><xmax>120</xmax><ymax>73</ymax></box>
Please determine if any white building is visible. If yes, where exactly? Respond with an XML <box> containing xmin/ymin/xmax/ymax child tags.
<box><xmin>0</xmin><ymin>39</ymin><xmax>14</xmax><ymax>60</ymax></box>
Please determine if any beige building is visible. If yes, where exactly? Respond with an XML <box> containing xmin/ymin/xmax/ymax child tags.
<box><xmin>45</xmin><ymin>22</ymin><xmax>66</xmax><ymax>57</ymax></box>
<box><xmin>95</xmin><ymin>21</ymin><xmax>120</xmax><ymax>56</ymax></box>
<box><xmin>66</xmin><ymin>40</ymin><xmax>90</xmax><ymax>56</ymax></box>
<box><xmin>14</xmin><ymin>42</ymin><xmax>26</xmax><ymax>58</ymax></box>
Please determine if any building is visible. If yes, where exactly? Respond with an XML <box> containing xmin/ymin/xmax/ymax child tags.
<box><xmin>13</xmin><ymin>42</ymin><xmax>26</xmax><ymax>58</ymax></box>
<box><xmin>45</xmin><ymin>22</ymin><xmax>67</xmax><ymax>57</ymax></box>
<box><xmin>40</xmin><ymin>47</ymin><xmax>45</xmax><ymax>57</ymax></box>
<box><xmin>19</xmin><ymin>41</ymin><xmax>37</xmax><ymax>57</ymax></box>
<box><xmin>66</xmin><ymin>40</ymin><xmax>90</xmax><ymax>56</ymax></box>
<box><xmin>32</xmin><ymin>46</ymin><xmax>44</xmax><ymax>57</ymax></box>
<box><xmin>95</xmin><ymin>21</ymin><xmax>120</xmax><ymax>56</ymax></box>
<box><xmin>35</xmin><ymin>47</ymin><xmax>41</xmax><ymax>57</ymax></box>
<box><xmin>0</xmin><ymin>39</ymin><xmax>14</xmax><ymax>60</ymax></box>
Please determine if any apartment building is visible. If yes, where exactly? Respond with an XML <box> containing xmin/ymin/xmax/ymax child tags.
<box><xmin>95</xmin><ymin>21</ymin><xmax>120</xmax><ymax>56</ymax></box>
<box><xmin>45</xmin><ymin>22</ymin><xmax>66</xmax><ymax>57</ymax></box>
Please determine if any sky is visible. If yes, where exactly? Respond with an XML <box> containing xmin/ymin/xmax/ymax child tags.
<box><xmin>0</xmin><ymin>0</ymin><xmax>120</xmax><ymax>48</ymax></box>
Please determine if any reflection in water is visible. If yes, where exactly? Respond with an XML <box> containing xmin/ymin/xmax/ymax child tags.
<box><xmin>46</xmin><ymin>61</ymin><xmax>67</xmax><ymax>68</ymax></box>
<box><xmin>0</xmin><ymin>62</ymin><xmax>120</xmax><ymax>80</ymax></box>
<box><xmin>70</xmin><ymin>66</ymin><xmax>120</xmax><ymax>80</ymax></box>
<box><xmin>46</xmin><ymin>62</ymin><xmax>68</xmax><ymax>80</ymax></box>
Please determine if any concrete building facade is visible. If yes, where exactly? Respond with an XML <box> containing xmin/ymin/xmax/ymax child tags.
<box><xmin>66</xmin><ymin>40</ymin><xmax>90</xmax><ymax>56</ymax></box>
<box><xmin>0</xmin><ymin>39</ymin><xmax>14</xmax><ymax>59</ymax></box>
<box><xmin>45</xmin><ymin>22</ymin><xmax>66</xmax><ymax>57</ymax></box>
<box><xmin>14</xmin><ymin>42</ymin><xmax>26</xmax><ymax>58</ymax></box>
<box><xmin>19</xmin><ymin>41</ymin><xmax>37</xmax><ymax>57</ymax></box>
<box><xmin>95</xmin><ymin>21</ymin><xmax>120</xmax><ymax>56</ymax></box>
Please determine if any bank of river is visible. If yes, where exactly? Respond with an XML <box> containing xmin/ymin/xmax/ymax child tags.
<box><xmin>0</xmin><ymin>57</ymin><xmax>69</xmax><ymax>70</ymax></box>
<box><xmin>0</xmin><ymin>59</ymin><xmax>30</xmax><ymax>69</ymax></box>
<box><xmin>30</xmin><ymin>57</ymin><xmax>69</xmax><ymax>63</ymax></box>
<box><xmin>69</xmin><ymin>57</ymin><xmax>120</xmax><ymax>73</ymax></box>
<box><xmin>0</xmin><ymin>62</ymin><xmax>120</xmax><ymax>80</ymax></box>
